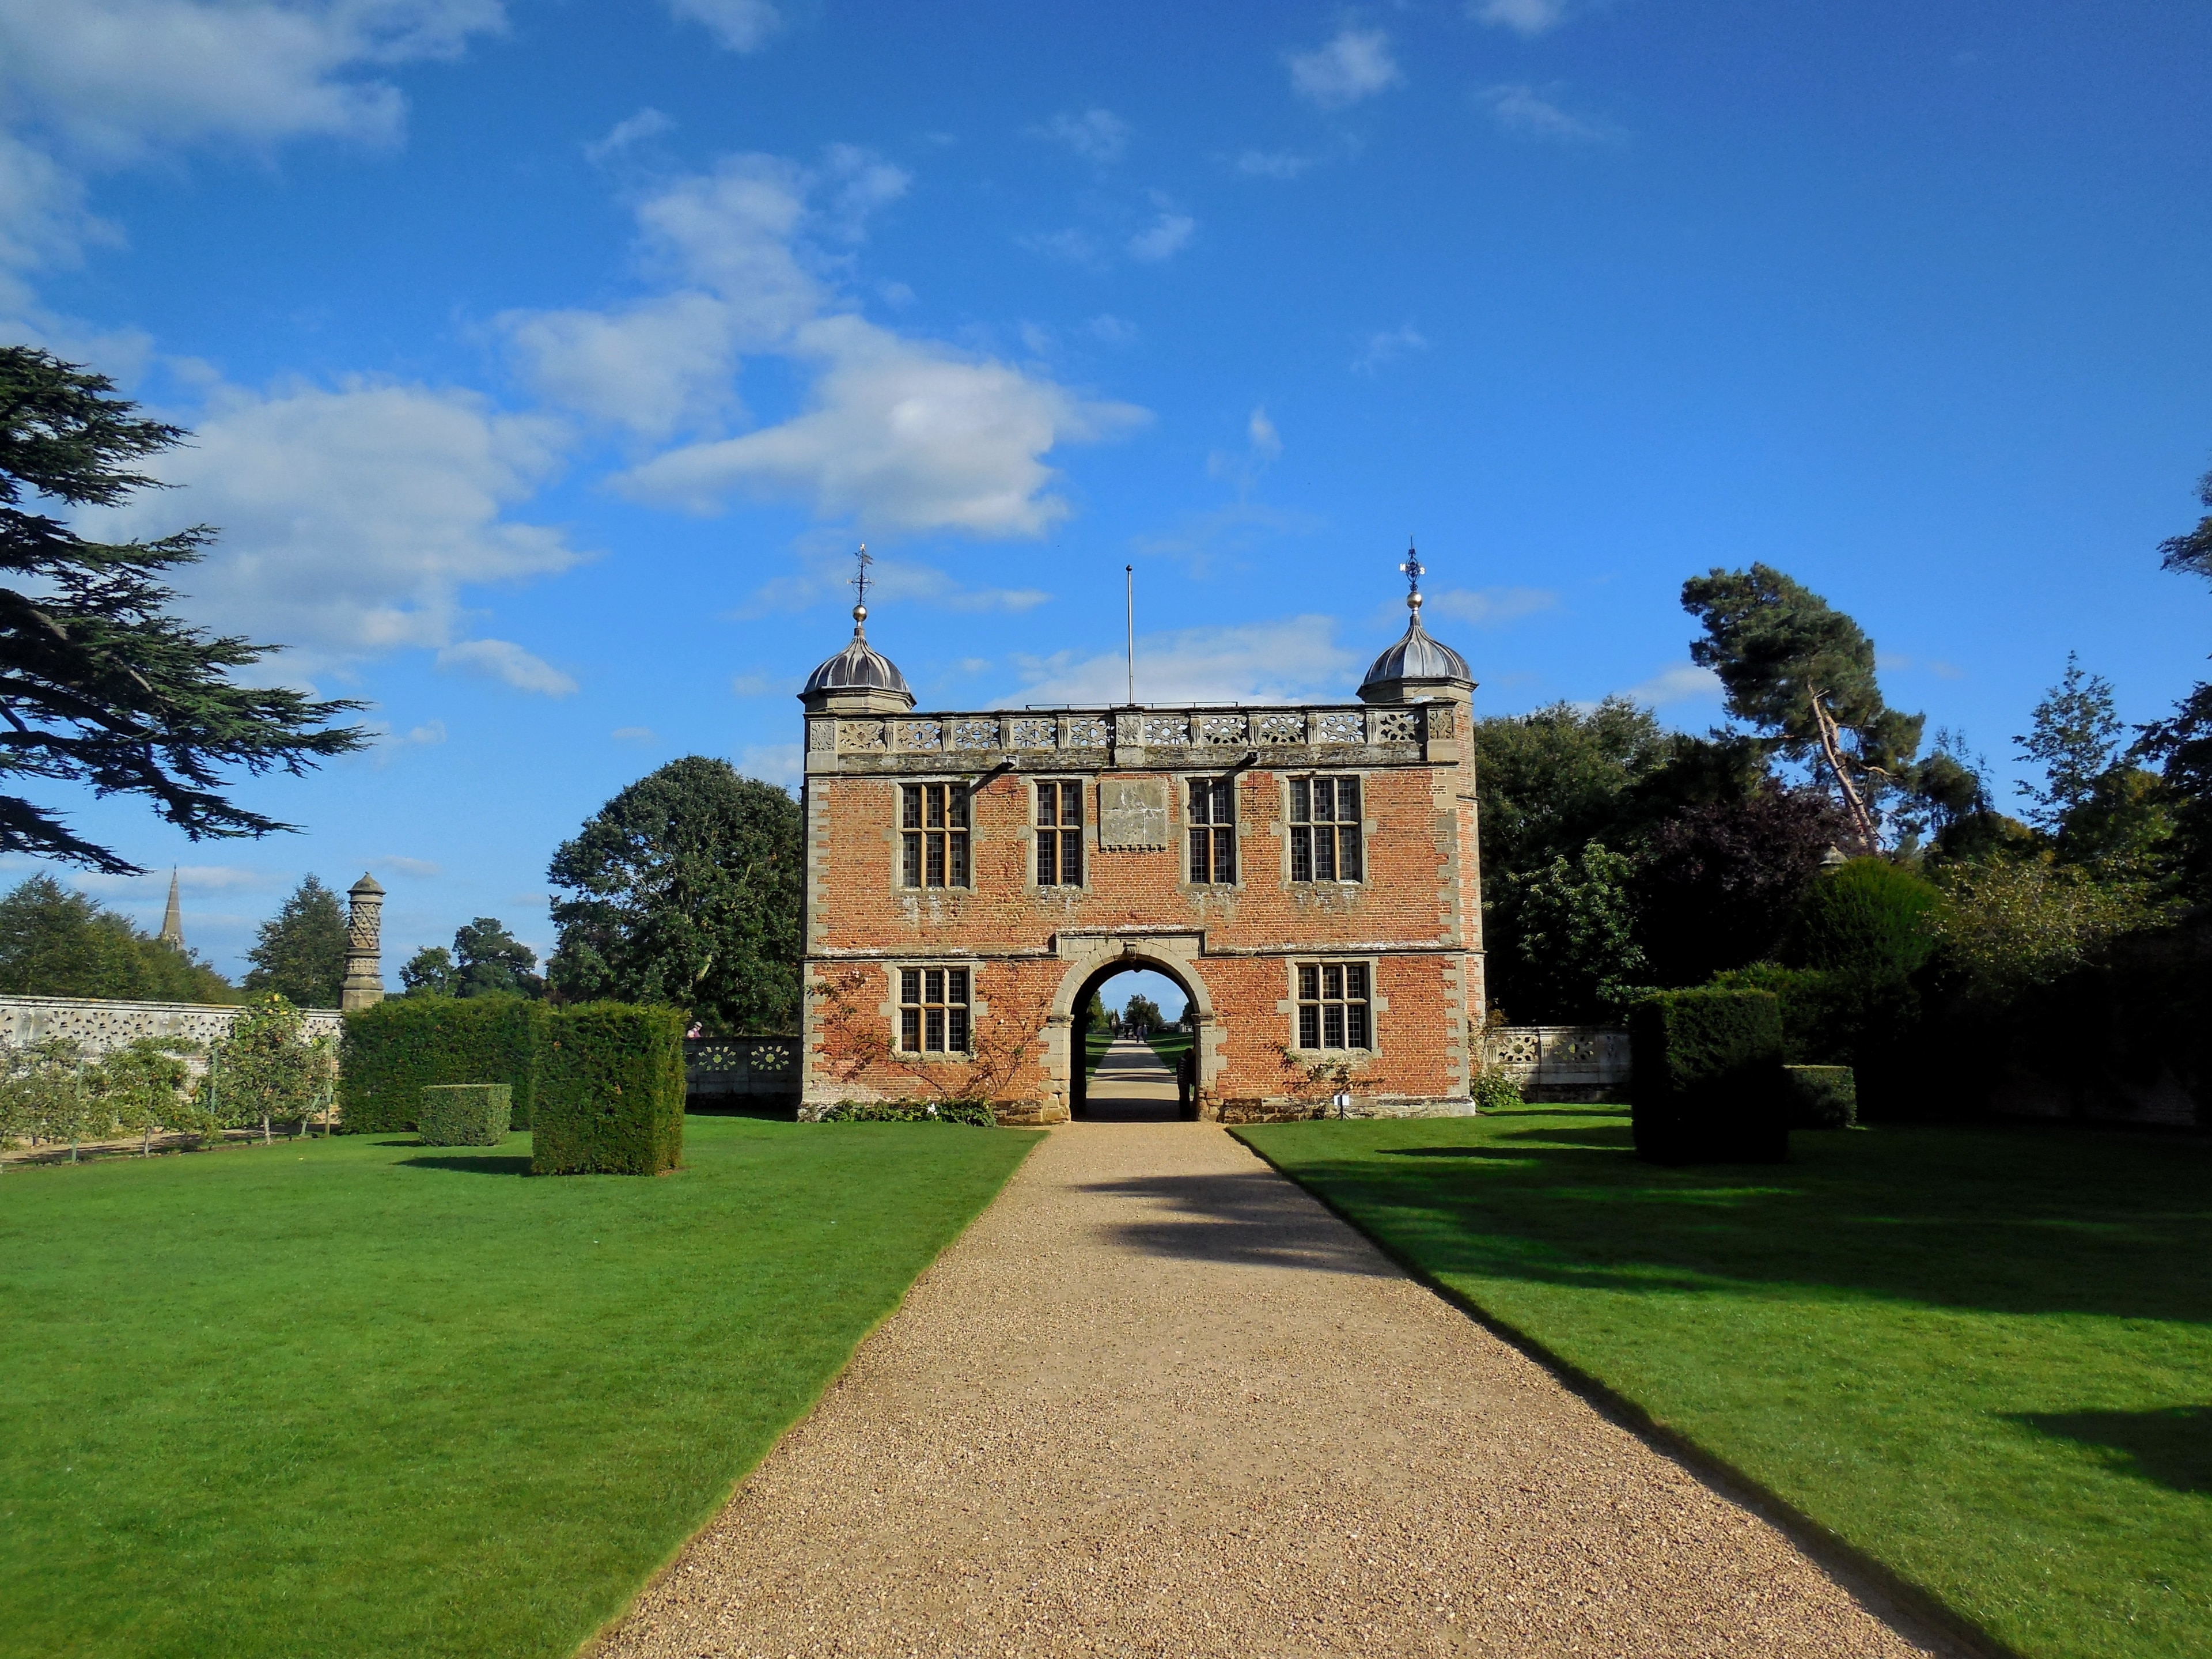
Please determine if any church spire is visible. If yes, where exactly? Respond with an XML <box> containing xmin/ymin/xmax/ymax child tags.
<box><xmin>158</xmin><ymin>868</ymin><xmax>184</xmax><ymax>948</ymax></box>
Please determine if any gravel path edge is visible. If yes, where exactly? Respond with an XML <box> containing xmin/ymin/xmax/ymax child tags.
<box><xmin>1226</xmin><ymin>1123</ymin><xmax>2007</xmax><ymax>1659</ymax></box>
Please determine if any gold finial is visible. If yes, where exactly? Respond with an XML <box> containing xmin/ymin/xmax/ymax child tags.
<box><xmin>850</xmin><ymin>543</ymin><xmax>873</xmax><ymax>631</ymax></box>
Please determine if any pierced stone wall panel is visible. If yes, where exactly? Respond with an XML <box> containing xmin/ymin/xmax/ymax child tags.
<box><xmin>1142</xmin><ymin>714</ymin><xmax>1190</xmax><ymax>746</ymax></box>
<box><xmin>1198</xmin><ymin>714</ymin><xmax>1248</xmax><ymax>745</ymax></box>
<box><xmin>1062</xmin><ymin>717</ymin><xmax>1109</xmax><ymax>749</ymax></box>
<box><xmin>1009</xmin><ymin>718</ymin><xmax>1058</xmax><ymax>750</ymax></box>
<box><xmin>1372</xmin><ymin>709</ymin><xmax>1418</xmax><ymax>743</ymax></box>
<box><xmin>838</xmin><ymin>719</ymin><xmax>888</xmax><ymax>752</ymax></box>
<box><xmin>1315</xmin><ymin>711</ymin><xmax>1366</xmax><ymax>744</ymax></box>
<box><xmin>895</xmin><ymin>719</ymin><xmax>943</xmax><ymax>752</ymax></box>
<box><xmin>952</xmin><ymin>718</ymin><xmax>1001</xmax><ymax>751</ymax></box>
<box><xmin>1256</xmin><ymin>712</ymin><xmax>1307</xmax><ymax>745</ymax></box>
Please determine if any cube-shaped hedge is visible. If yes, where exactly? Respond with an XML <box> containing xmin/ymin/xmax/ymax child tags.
<box><xmin>531</xmin><ymin>1003</ymin><xmax>687</xmax><ymax>1176</ymax></box>
<box><xmin>1630</xmin><ymin>988</ymin><xmax>1788</xmax><ymax>1164</ymax></box>
<box><xmin>1782</xmin><ymin>1064</ymin><xmax>1858</xmax><ymax>1129</ymax></box>
<box><xmin>339</xmin><ymin>998</ymin><xmax>547</xmax><ymax>1132</ymax></box>
<box><xmin>418</xmin><ymin>1084</ymin><xmax>513</xmax><ymax>1146</ymax></box>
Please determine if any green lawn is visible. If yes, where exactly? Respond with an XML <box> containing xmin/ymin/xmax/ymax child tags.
<box><xmin>1236</xmin><ymin>1107</ymin><xmax>2212</xmax><ymax>1659</ymax></box>
<box><xmin>1145</xmin><ymin>1029</ymin><xmax>1192</xmax><ymax>1068</ymax></box>
<box><xmin>0</xmin><ymin>1115</ymin><xmax>1038</xmax><ymax>1659</ymax></box>
<box><xmin>1084</xmin><ymin>1024</ymin><xmax>1113</xmax><ymax>1076</ymax></box>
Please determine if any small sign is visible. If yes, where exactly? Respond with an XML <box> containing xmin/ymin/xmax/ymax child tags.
<box><xmin>1099</xmin><ymin>778</ymin><xmax>1171</xmax><ymax>849</ymax></box>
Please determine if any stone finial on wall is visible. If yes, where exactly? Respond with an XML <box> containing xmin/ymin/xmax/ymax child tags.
<box><xmin>342</xmin><ymin>873</ymin><xmax>386</xmax><ymax>1012</ymax></box>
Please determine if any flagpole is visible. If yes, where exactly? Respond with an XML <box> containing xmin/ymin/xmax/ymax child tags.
<box><xmin>1124</xmin><ymin>563</ymin><xmax>1135</xmax><ymax>705</ymax></box>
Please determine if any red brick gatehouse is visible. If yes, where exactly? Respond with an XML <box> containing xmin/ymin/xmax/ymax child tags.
<box><xmin>796</xmin><ymin>562</ymin><xmax>1486</xmax><ymax>1124</ymax></box>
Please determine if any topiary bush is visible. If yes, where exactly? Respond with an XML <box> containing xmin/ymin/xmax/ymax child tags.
<box><xmin>1628</xmin><ymin>988</ymin><xmax>1788</xmax><ymax>1164</ymax></box>
<box><xmin>339</xmin><ymin>997</ymin><xmax>546</xmax><ymax>1133</ymax></box>
<box><xmin>531</xmin><ymin>1003</ymin><xmax>686</xmax><ymax>1175</ymax></box>
<box><xmin>418</xmin><ymin>1084</ymin><xmax>512</xmax><ymax>1146</ymax></box>
<box><xmin>1784</xmin><ymin>857</ymin><xmax>1940</xmax><ymax>978</ymax></box>
<box><xmin>1782</xmin><ymin>1065</ymin><xmax>1857</xmax><ymax>1129</ymax></box>
<box><xmin>815</xmin><ymin>1098</ymin><xmax>996</xmax><ymax>1126</ymax></box>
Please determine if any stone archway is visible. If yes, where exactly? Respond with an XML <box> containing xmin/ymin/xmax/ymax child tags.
<box><xmin>1046</xmin><ymin>934</ymin><xmax>1217</xmax><ymax>1121</ymax></box>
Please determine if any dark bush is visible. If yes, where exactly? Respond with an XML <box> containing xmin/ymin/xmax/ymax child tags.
<box><xmin>1784</xmin><ymin>857</ymin><xmax>1940</xmax><ymax>978</ymax></box>
<box><xmin>1628</xmin><ymin>988</ymin><xmax>1787</xmax><ymax>1164</ymax></box>
<box><xmin>815</xmin><ymin>1098</ymin><xmax>996</xmax><ymax>1126</ymax></box>
<box><xmin>1782</xmin><ymin>1065</ymin><xmax>1857</xmax><ymax>1128</ymax></box>
<box><xmin>418</xmin><ymin>1084</ymin><xmax>512</xmax><ymax>1146</ymax></box>
<box><xmin>531</xmin><ymin>1003</ymin><xmax>686</xmax><ymax>1175</ymax></box>
<box><xmin>339</xmin><ymin>997</ymin><xmax>546</xmax><ymax>1132</ymax></box>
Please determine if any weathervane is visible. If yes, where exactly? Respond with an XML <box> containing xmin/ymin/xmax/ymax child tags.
<box><xmin>1399</xmin><ymin>538</ymin><xmax>1426</xmax><ymax>617</ymax></box>
<box><xmin>850</xmin><ymin>543</ymin><xmax>873</xmax><ymax>632</ymax></box>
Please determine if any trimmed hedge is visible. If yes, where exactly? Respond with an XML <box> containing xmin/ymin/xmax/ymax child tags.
<box><xmin>1629</xmin><ymin>988</ymin><xmax>1788</xmax><ymax>1164</ymax></box>
<box><xmin>1782</xmin><ymin>1065</ymin><xmax>1857</xmax><ymax>1129</ymax></box>
<box><xmin>418</xmin><ymin>1084</ymin><xmax>512</xmax><ymax>1146</ymax></box>
<box><xmin>815</xmin><ymin>1099</ymin><xmax>997</xmax><ymax>1127</ymax></box>
<box><xmin>531</xmin><ymin>1003</ymin><xmax>687</xmax><ymax>1176</ymax></box>
<box><xmin>339</xmin><ymin>998</ymin><xmax>547</xmax><ymax>1133</ymax></box>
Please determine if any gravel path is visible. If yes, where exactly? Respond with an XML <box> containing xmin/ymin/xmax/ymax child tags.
<box><xmin>595</xmin><ymin>1123</ymin><xmax>1948</xmax><ymax>1658</ymax></box>
<box><xmin>1085</xmin><ymin>1036</ymin><xmax>1179</xmax><ymax>1122</ymax></box>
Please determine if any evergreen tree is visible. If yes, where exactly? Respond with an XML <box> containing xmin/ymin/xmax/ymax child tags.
<box><xmin>2013</xmin><ymin>654</ymin><xmax>2123</xmax><ymax>833</ymax></box>
<box><xmin>1681</xmin><ymin>564</ymin><xmax>1924</xmax><ymax>851</ymax></box>
<box><xmin>0</xmin><ymin>345</ymin><xmax>365</xmax><ymax>873</ymax></box>
<box><xmin>2139</xmin><ymin>467</ymin><xmax>2212</xmax><ymax>899</ymax></box>
<box><xmin>548</xmin><ymin>758</ymin><xmax>803</xmax><ymax>1033</ymax></box>
<box><xmin>244</xmin><ymin>876</ymin><xmax>348</xmax><ymax>1007</ymax></box>
<box><xmin>0</xmin><ymin>873</ymin><xmax>236</xmax><ymax>1001</ymax></box>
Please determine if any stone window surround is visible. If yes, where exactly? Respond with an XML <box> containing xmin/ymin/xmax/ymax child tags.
<box><xmin>886</xmin><ymin>777</ymin><xmax>976</xmax><ymax>896</ymax></box>
<box><xmin>1029</xmin><ymin>777</ymin><xmax>1088</xmax><ymax>892</ymax></box>
<box><xmin>1277</xmin><ymin>954</ymin><xmax>1388</xmax><ymax>1056</ymax></box>
<box><xmin>1278</xmin><ymin>771</ymin><xmax>1373</xmax><ymax>887</ymax></box>
<box><xmin>881</xmin><ymin>957</ymin><xmax>985</xmax><ymax>1058</ymax></box>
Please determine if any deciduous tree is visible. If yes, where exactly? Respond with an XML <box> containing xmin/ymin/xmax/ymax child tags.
<box><xmin>0</xmin><ymin>873</ymin><xmax>235</xmax><ymax>1001</ymax></box>
<box><xmin>0</xmin><ymin>345</ymin><xmax>365</xmax><ymax>873</ymax></box>
<box><xmin>548</xmin><ymin>757</ymin><xmax>803</xmax><ymax>1033</ymax></box>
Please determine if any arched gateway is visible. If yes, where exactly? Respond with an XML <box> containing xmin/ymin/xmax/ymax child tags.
<box><xmin>797</xmin><ymin>554</ymin><xmax>1486</xmax><ymax>1124</ymax></box>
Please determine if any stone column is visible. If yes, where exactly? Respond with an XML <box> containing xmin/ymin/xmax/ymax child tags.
<box><xmin>342</xmin><ymin>873</ymin><xmax>386</xmax><ymax>1012</ymax></box>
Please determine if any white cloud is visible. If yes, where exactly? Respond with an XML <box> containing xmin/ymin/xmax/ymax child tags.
<box><xmin>742</xmin><ymin>549</ymin><xmax>1049</xmax><ymax>616</ymax></box>
<box><xmin>1208</xmin><ymin>406</ymin><xmax>1282</xmax><ymax>491</ymax></box>
<box><xmin>666</xmin><ymin>0</ymin><xmax>779</xmax><ymax>52</ymax></box>
<box><xmin>1621</xmin><ymin>664</ymin><xmax>1724</xmax><ymax>706</ymax></box>
<box><xmin>1424</xmin><ymin>586</ymin><xmax>1557</xmax><ymax>626</ymax></box>
<box><xmin>88</xmin><ymin>378</ymin><xmax>582</xmax><ymax>674</ymax></box>
<box><xmin>1037</xmin><ymin>108</ymin><xmax>1129</xmax><ymax>164</ymax></box>
<box><xmin>730</xmin><ymin>672</ymin><xmax>774</xmax><ymax>696</ymax></box>
<box><xmin>1085</xmin><ymin>313</ymin><xmax>1138</xmax><ymax>346</ymax></box>
<box><xmin>1127</xmin><ymin>206</ymin><xmax>1195</xmax><ymax>263</ymax></box>
<box><xmin>500</xmin><ymin>291</ymin><xmax>747</xmax><ymax>439</ymax></box>
<box><xmin>0</xmin><ymin>0</ymin><xmax>505</xmax><ymax>161</ymax></box>
<box><xmin>585</xmin><ymin>106</ymin><xmax>672</xmax><ymax>165</ymax></box>
<box><xmin>1286</xmin><ymin>28</ymin><xmax>1402</xmax><ymax>111</ymax></box>
<box><xmin>619</xmin><ymin>312</ymin><xmax>1145</xmax><ymax>536</ymax></box>
<box><xmin>374</xmin><ymin>855</ymin><xmax>443</xmax><ymax>878</ymax></box>
<box><xmin>611</xmin><ymin>725</ymin><xmax>658</xmax><ymax>744</ymax></box>
<box><xmin>436</xmin><ymin>638</ymin><xmax>578</xmax><ymax>696</ymax></box>
<box><xmin>1476</xmin><ymin>83</ymin><xmax>1620</xmax><ymax>143</ymax></box>
<box><xmin>1470</xmin><ymin>0</ymin><xmax>1573</xmax><ymax>36</ymax></box>
<box><xmin>1353</xmin><ymin>324</ymin><xmax>1428</xmax><ymax>374</ymax></box>
<box><xmin>1234</xmin><ymin>149</ymin><xmax>1312</xmax><ymax>179</ymax></box>
<box><xmin>0</xmin><ymin>131</ymin><xmax>113</xmax><ymax>287</ymax></box>
<box><xmin>738</xmin><ymin>743</ymin><xmax>802</xmax><ymax>786</ymax></box>
<box><xmin>1006</xmin><ymin>616</ymin><xmax>1357</xmax><ymax>706</ymax></box>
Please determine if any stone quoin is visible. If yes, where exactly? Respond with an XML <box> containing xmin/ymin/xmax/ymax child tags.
<box><xmin>797</xmin><ymin>549</ymin><xmax>1485</xmax><ymax>1124</ymax></box>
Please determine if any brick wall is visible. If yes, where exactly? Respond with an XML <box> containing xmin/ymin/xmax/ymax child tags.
<box><xmin>800</xmin><ymin>701</ymin><xmax>1484</xmax><ymax>1123</ymax></box>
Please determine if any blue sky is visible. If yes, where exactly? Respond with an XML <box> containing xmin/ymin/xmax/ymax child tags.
<box><xmin>2</xmin><ymin>0</ymin><xmax>2209</xmax><ymax>982</ymax></box>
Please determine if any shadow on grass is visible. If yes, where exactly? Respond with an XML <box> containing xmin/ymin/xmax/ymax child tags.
<box><xmin>1077</xmin><ymin>1170</ymin><xmax>1395</xmax><ymax>1277</ymax></box>
<box><xmin>399</xmin><ymin>1153</ymin><xmax>534</xmax><ymax>1176</ymax></box>
<box><xmin>1244</xmin><ymin>1104</ymin><xmax>2212</xmax><ymax>1322</ymax></box>
<box><xmin>2012</xmin><ymin>1405</ymin><xmax>2212</xmax><ymax>1493</ymax></box>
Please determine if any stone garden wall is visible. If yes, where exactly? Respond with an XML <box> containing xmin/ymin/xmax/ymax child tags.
<box><xmin>1480</xmin><ymin>1025</ymin><xmax>1632</xmax><ymax>1103</ymax></box>
<box><xmin>0</xmin><ymin>993</ymin><xmax>343</xmax><ymax>1071</ymax></box>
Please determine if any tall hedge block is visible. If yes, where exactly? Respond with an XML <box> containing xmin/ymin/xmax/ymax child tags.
<box><xmin>531</xmin><ymin>1003</ymin><xmax>686</xmax><ymax>1176</ymax></box>
<box><xmin>338</xmin><ymin>997</ymin><xmax>548</xmax><ymax>1133</ymax></box>
<box><xmin>1783</xmin><ymin>1065</ymin><xmax>1858</xmax><ymax>1129</ymax></box>
<box><xmin>1630</xmin><ymin>988</ymin><xmax>1789</xmax><ymax>1164</ymax></box>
